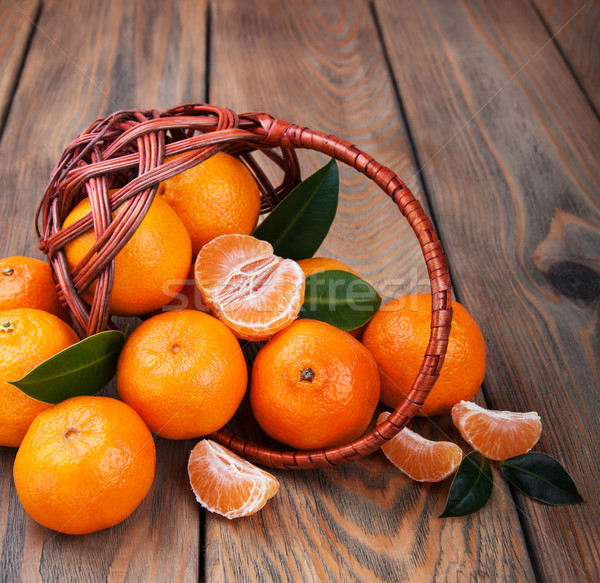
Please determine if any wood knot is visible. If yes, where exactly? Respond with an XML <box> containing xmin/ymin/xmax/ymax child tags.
<box><xmin>533</xmin><ymin>209</ymin><xmax>600</xmax><ymax>304</ymax></box>
<box><xmin>545</xmin><ymin>261</ymin><xmax>600</xmax><ymax>302</ymax></box>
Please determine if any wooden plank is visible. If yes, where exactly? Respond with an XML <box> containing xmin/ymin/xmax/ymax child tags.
<box><xmin>375</xmin><ymin>0</ymin><xmax>600</xmax><ymax>581</ymax></box>
<box><xmin>209</xmin><ymin>1</ymin><xmax>536</xmax><ymax>581</ymax></box>
<box><xmin>0</xmin><ymin>0</ymin><xmax>207</xmax><ymax>580</ymax></box>
<box><xmin>533</xmin><ymin>0</ymin><xmax>600</xmax><ymax>113</ymax></box>
<box><xmin>0</xmin><ymin>0</ymin><xmax>39</xmax><ymax>131</ymax></box>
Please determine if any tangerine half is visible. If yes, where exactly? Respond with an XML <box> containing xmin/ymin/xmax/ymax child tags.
<box><xmin>195</xmin><ymin>234</ymin><xmax>305</xmax><ymax>341</ymax></box>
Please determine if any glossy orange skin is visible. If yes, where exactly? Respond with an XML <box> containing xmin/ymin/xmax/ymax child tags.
<box><xmin>13</xmin><ymin>396</ymin><xmax>155</xmax><ymax>535</ymax></box>
<box><xmin>0</xmin><ymin>308</ymin><xmax>79</xmax><ymax>447</ymax></box>
<box><xmin>296</xmin><ymin>256</ymin><xmax>359</xmax><ymax>278</ymax></box>
<box><xmin>158</xmin><ymin>152</ymin><xmax>261</xmax><ymax>256</ymax></box>
<box><xmin>0</xmin><ymin>256</ymin><xmax>66</xmax><ymax>319</ymax></box>
<box><xmin>62</xmin><ymin>196</ymin><xmax>192</xmax><ymax>317</ymax></box>
<box><xmin>116</xmin><ymin>310</ymin><xmax>247</xmax><ymax>439</ymax></box>
<box><xmin>362</xmin><ymin>294</ymin><xmax>486</xmax><ymax>416</ymax></box>
<box><xmin>250</xmin><ymin>319</ymin><xmax>380</xmax><ymax>450</ymax></box>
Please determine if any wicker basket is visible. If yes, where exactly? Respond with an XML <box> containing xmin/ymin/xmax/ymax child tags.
<box><xmin>36</xmin><ymin>103</ymin><xmax>452</xmax><ymax>470</ymax></box>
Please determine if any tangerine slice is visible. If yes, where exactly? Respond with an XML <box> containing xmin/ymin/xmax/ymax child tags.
<box><xmin>188</xmin><ymin>439</ymin><xmax>279</xmax><ymax>519</ymax></box>
<box><xmin>195</xmin><ymin>234</ymin><xmax>305</xmax><ymax>341</ymax></box>
<box><xmin>378</xmin><ymin>412</ymin><xmax>463</xmax><ymax>482</ymax></box>
<box><xmin>451</xmin><ymin>400</ymin><xmax>542</xmax><ymax>461</ymax></box>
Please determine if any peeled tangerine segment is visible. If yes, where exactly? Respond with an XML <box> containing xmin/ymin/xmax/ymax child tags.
<box><xmin>195</xmin><ymin>234</ymin><xmax>305</xmax><ymax>341</ymax></box>
<box><xmin>451</xmin><ymin>400</ymin><xmax>542</xmax><ymax>461</ymax></box>
<box><xmin>188</xmin><ymin>439</ymin><xmax>279</xmax><ymax>519</ymax></box>
<box><xmin>378</xmin><ymin>412</ymin><xmax>463</xmax><ymax>482</ymax></box>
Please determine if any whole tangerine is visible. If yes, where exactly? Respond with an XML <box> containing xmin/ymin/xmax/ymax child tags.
<box><xmin>116</xmin><ymin>310</ymin><xmax>248</xmax><ymax>439</ymax></box>
<box><xmin>362</xmin><ymin>294</ymin><xmax>486</xmax><ymax>416</ymax></box>
<box><xmin>13</xmin><ymin>395</ymin><xmax>156</xmax><ymax>535</ymax></box>
<box><xmin>62</xmin><ymin>195</ymin><xmax>192</xmax><ymax>317</ymax></box>
<box><xmin>0</xmin><ymin>256</ymin><xmax>66</xmax><ymax>319</ymax></box>
<box><xmin>250</xmin><ymin>319</ymin><xmax>380</xmax><ymax>450</ymax></box>
<box><xmin>158</xmin><ymin>152</ymin><xmax>262</xmax><ymax>256</ymax></box>
<box><xmin>0</xmin><ymin>307</ymin><xmax>79</xmax><ymax>447</ymax></box>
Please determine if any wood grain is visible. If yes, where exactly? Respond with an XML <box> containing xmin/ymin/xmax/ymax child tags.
<box><xmin>375</xmin><ymin>0</ymin><xmax>600</xmax><ymax>581</ymax></box>
<box><xmin>533</xmin><ymin>0</ymin><xmax>600</xmax><ymax>114</ymax></box>
<box><xmin>0</xmin><ymin>0</ymin><xmax>39</xmax><ymax>131</ymax></box>
<box><xmin>209</xmin><ymin>1</ymin><xmax>535</xmax><ymax>581</ymax></box>
<box><xmin>0</xmin><ymin>0</ymin><xmax>207</xmax><ymax>580</ymax></box>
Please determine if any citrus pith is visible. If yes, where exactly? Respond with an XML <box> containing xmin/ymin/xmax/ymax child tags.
<box><xmin>378</xmin><ymin>412</ymin><xmax>463</xmax><ymax>482</ymax></box>
<box><xmin>195</xmin><ymin>234</ymin><xmax>305</xmax><ymax>341</ymax></box>
<box><xmin>188</xmin><ymin>439</ymin><xmax>279</xmax><ymax>519</ymax></box>
<box><xmin>452</xmin><ymin>400</ymin><xmax>542</xmax><ymax>460</ymax></box>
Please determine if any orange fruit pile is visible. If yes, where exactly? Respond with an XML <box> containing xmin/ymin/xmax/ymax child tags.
<box><xmin>14</xmin><ymin>395</ymin><xmax>155</xmax><ymax>534</ymax></box>
<box><xmin>0</xmin><ymin>307</ymin><xmax>79</xmax><ymax>447</ymax></box>
<box><xmin>250</xmin><ymin>319</ymin><xmax>380</xmax><ymax>450</ymax></box>
<box><xmin>362</xmin><ymin>293</ymin><xmax>486</xmax><ymax>416</ymax></box>
<box><xmin>1</xmin><ymin>150</ymin><xmax>545</xmax><ymax>529</ymax></box>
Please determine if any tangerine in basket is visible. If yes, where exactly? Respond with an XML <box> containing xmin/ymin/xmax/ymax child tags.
<box><xmin>296</xmin><ymin>256</ymin><xmax>359</xmax><ymax>278</ymax></box>
<box><xmin>13</xmin><ymin>395</ymin><xmax>156</xmax><ymax>535</ymax></box>
<box><xmin>362</xmin><ymin>294</ymin><xmax>486</xmax><ymax>416</ymax></box>
<box><xmin>0</xmin><ymin>256</ymin><xmax>66</xmax><ymax>319</ymax></box>
<box><xmin>62</xmin><ymin>195</ymin><xmax>192</xmax><ymax>317</ymax></box>
<box><xmin>188</xmin><ymin>439</ymin><xmax>279</xmax><ymax>519</ymax></box>
<box><xmin>452</xmin><ymin>400</ymin><xmax>542</xmax><ymax>460</ymax></box>
<box><xmin>157</xmin><ymin>152</ymin><xmax>262</xmax><ymax>256</ymax></box>
<box><xmin>195</xmin><ymin>234</ymin><xmax>305</xmax><ymax>341</ymax></box>
<box><xmin>250</xmin><ymin>319</ymin><xmax>380</xmax><ymax>450</ymax></box>
<box><xmin>116</xmin><ymin>310</ymin><xmax>247</xmax><ymax>439</ymax></box>
<box><xmin>0</xmin><ymin>308</ymin><xmax>79</xmax><ymax>447</ymax></box>
<box><xmin>377</xmin><ymin>412</ymin><xmax>463</xmax><ymax>482</ymax></box>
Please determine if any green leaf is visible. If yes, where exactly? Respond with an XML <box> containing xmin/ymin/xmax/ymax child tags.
<box><xmin>10</xmin><ymin>330</ymin><xmax>125</xmax><ymax>404</ymax></box>
<box><xmin>440</xmin><ymin>452</ymin><xmax>493</xmax><ymax>518</ymax></box>
<box><xmin>497</xmin><ymin>452</ymin><xmax>583</xmax><ymax>505</ymax></box>
<box><xmin>253</xmin><ymin>158</ymin><xmax>338</xmax><ymax>260</ymax></box>
<box><xmin>300</xmin><ymin>270</ymin><xmax>381</xmax><ymax>330</ymax></box>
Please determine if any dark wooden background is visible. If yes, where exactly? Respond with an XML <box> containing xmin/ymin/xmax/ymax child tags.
<box><xmin>0</xmin><ymin>1</ymin><xmax>598</xmax><ymax>581</ymax></box>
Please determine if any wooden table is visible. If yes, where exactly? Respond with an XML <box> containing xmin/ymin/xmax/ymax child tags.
<box><xmin>1</xmin><ymin>1</ymin><xmax>598</xmax><ymax>581</ymax></box>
